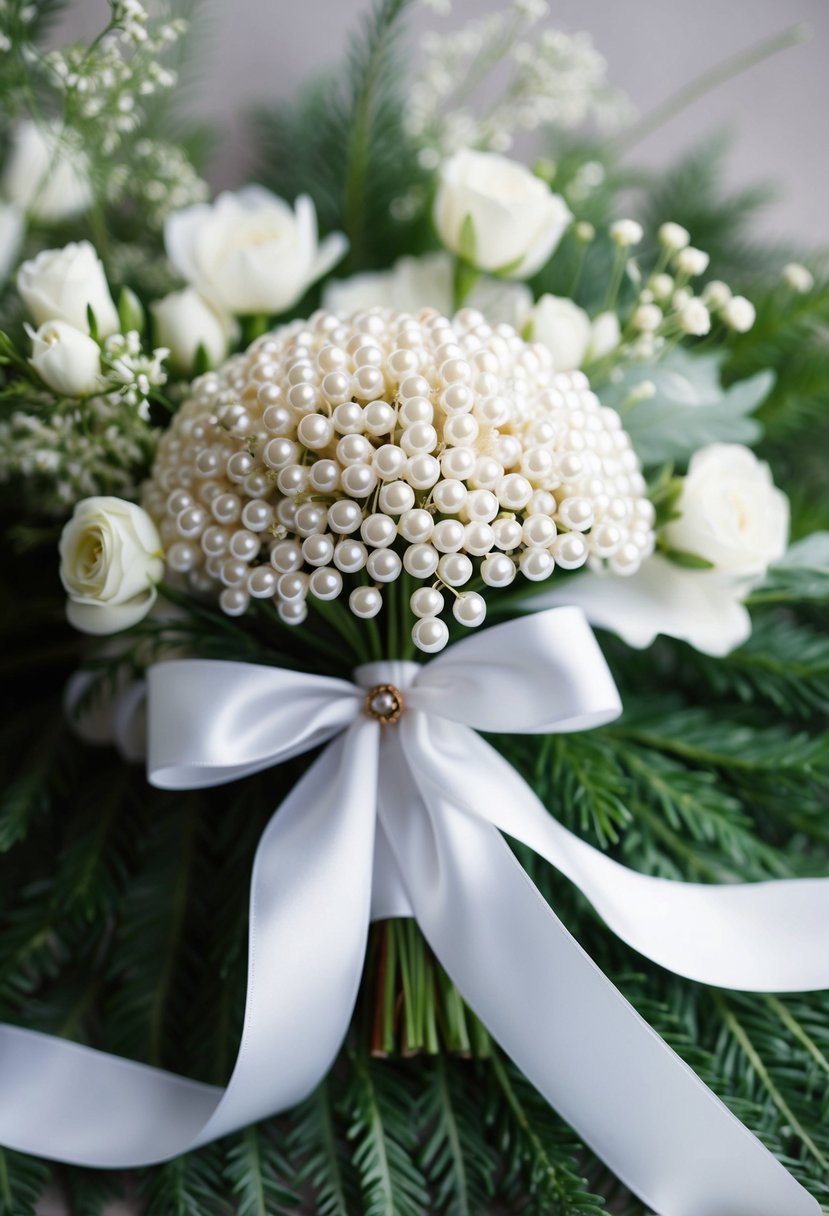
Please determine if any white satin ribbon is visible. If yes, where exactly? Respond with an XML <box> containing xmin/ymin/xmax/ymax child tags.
<box><xmin>1</xmin><ymin>606</ymin><xmax>823</xmax><ymax>1216</ymax></box>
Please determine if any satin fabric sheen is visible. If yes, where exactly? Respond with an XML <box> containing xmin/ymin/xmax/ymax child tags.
<box><xmin>0</xmin><ymin>607</ymin><xmax>822</xmax><ymax>1215</ymax></box>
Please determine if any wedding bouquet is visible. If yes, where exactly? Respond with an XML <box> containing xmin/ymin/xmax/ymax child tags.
<box><xmin>1</xmin><ymin>2</ymin><xmax>828</xmax><ymax>1214</ymax></box>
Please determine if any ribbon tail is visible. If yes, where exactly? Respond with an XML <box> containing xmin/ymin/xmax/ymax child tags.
<box><xmin>0</xmin><ymin>718</ymin><xmax>379</xmax><ymax>1168</ymax></box>
<box><xmin>412</xmin><ymin>715</ymin><xmax>829</xmax><ymax>992</ymax></box>
<box><xmin>378</xmin><ymin>716</ymin><xmax>819</xmax><ymax>1216</ymax></box>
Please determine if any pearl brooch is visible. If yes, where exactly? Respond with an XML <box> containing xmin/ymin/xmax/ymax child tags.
<box><xmin>364</xmin><ymin>684</ymin><xmax>405</xmax><ymax>725</ymax></box>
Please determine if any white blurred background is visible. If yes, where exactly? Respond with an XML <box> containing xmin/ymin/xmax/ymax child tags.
<box><xmin>36</xmin><ymin>1</ymin><xmax>828</xmax><ymax>1212</ymax></box>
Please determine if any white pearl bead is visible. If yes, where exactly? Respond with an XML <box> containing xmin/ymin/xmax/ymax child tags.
<box><xmin>349</xmin><ymin>586</ymin><xmax>382</xmax><ymax>618</ymax></box>
<box><xmin>497</xmin><ymin>474</ymin><xmax>532</xmax><ymax>511</ymax></box>
<box><xmin>221</xmin><ymin>559</ymin><xmax>247</xmax><ymax>587</ymax></box>
<box><xmin>411</xmin><ymin>587</ymin><xmax>444</xmax><ymax>618</ymax></box>
<box><xmin>405</xmin><ymin>454</ymin><xmax>440</xmax><ymax>490</ymax></box>
<box><xmin>263</xmin><ymin>438</ymin><xmax>298</xmax><ymax>470</ymax></box>
<box><xmin>522</xmin><ymin>514</ymin><xmax>557</xmax><ymax>547</ymax></box>
<box><xmin>364</xmin><ymin>400</ymin><xmax>396</xmax><ymax>436</ymax></box>
<box><xmin>201</xmin><ymin>525</ymin><xmax>229</xmax><ymax>557</ymax></box>
<box><xmin>241</xmin><ymin>500</ymin><xmax>273</xmax><ymax>532</ymax></box>
<box><xmin>176</xmin><ymin>506</ymin><xmax>207</xmax><ymax>539</ymax></box>
<box><xmin>277</xmin><ymin>465</ymin><xmax>308</xmax><ymax>496</ymax></box>
<box><xmin>341</xmin><ymin>463</ymin><xmax>378</xmax><ymax>498</ymax></box>
<box><xmin>294</xmin><ymin>503</ymin><xmax>326</xmax><ymax>536</ymax></box>
<box><xmin>590</xmin><ymin>520</ymin><xmax>623</xmax><ymax>557</ymax></box>
<box><xmin>401</xmin><ymin>423</ymin><xmax>438</xmax><ymax>455</ymax></box>
<box><xmin>332</xmin><ymin>401</ymin><xmax>363</xmax><ymax>432</ymax></box>
<box><xmin>167</xmin><ymin>541</ymin><xmax>198</xmax><ymax>573</ymax></box>
<box><xmin>309</xmin><ymin>566</ymin><xmax>343</xmax><ymax>601</ymax></box>
<box><xmin>398</xmin><ymin>374</ymin><xmax>430</xmax><ymax>400</ymax></box>
<box><xmin>367</xmin><ymin>548</ymin><xmax>402</xmax><ymax>582</ymax></box>
<box><xmin>472</xmin><ymin>456</ymin><xmax>502</xmax><ymax>490</ymax></box>
<box><xmin>463</xmin><ymin>522</ymin><xmax>495</xmax><ymax>555</ymax></box>
<box><xmin>492</xmin><ymin>518</ymin><xmax>523</xmax><ymax>550</ymax></box>
<box><xmin>398</xmin><ymin>509</ymin><xmax>433</xmax><ymax>543</ymax></box>
<box><xmin>167</xmin><ymin>489</ymin><xmax>193</xmax><ymax>515</ymax></box>
<box><xmin>463</xmin><ymin>489</ymin><xmax>498</xmax><ymax>524</ymax></box>
<box><xmin>297</xmin><ymin>413</ymin><xmax>334</xmax><ymax>449</ymax></box>
<box><xmin>432</xmin><ymin>479</ymin><xmax>467</xmax><ymax>515</ymax></box>
<box><xmin>481</xmin><ymin>553</ymin><xmax>516</xmax><ymax>587</ymax></box>
<box><xmin>278</xmin><ymin>572</ymin><xmax>309</xmax><ymax>602</ymax></box>
<box><xmin>378</xmin><ymin>481</ymin><xmax>416</xmax><ymax>515</ymax></box>
<box><xmin>440</xmin><ymin>383</ymin><xmax>473</xmax><ymax>414</ymax></box>
<box><xmin>309</xmin><ymin>459</ymin><xmax>340</xmax><ymax>493</ymax></box>
<box><xmin>453</xmin><ymin>591</ymin><xmax>486</xmax><ymax>627</ymax></box>
<box><xmin>271</xmin><ymin>540</ymin><xmax>302</xmax><ymax>573</ymax></box>
<box><xmin>437</xmin><ymin>552</ymin><xmax>473</xmax><ymax>586</ymax></box>
<box><xmin>302</xmin><ymin>534</ymin><xmax>335</xmax><ymax>566</ymax></box>
<box><xmin>558</xmin><ymin>497</ymin><xmax>594</xmax><ymax>532</ymax></box>
<box><xmin>278</xmin><ymin>600</ymin><xmax>308</xmax><ymax>625</ymax></box>
<box><xmin>441</xmin><ymin>447</ymin><xmax>476</xmax><ymax>480</ymax></box>
<box><xmin>403</xmin><ymin>543</ymin><xmax>439</xmax><ymax>578</ymax></box>
<box><xmin>337</xmin><ymin>434</ymin><xmax>372</xmax><ymax>465</ymax></box>
<box><xmin>328</xmin><ymin>499</ymin><xmax>363</xmax><ymax>534</ymax></box>
<box><xmin>244</xmin><ymin>471</ymin><xmax>271</xmax><ymax>498</ymax></box>
<box><xmin>553</xmin><ymin>533</ymin><xmax>588</xmax><ymax>569</ymax></box>
<box><xmin>247</xmin><ymin>566</ymin><xmax>278</xmax><ymax>598</ymax></box>
<box><xmin>412</xmin><ymin>616</ymin><xmax>449</xmax><ymax>654</ymax></box>
<box><xmin>432</xmin><ymin>519</ymin><xmax>465</xmax><ymax>553</ymax></box>
<box><xmin>609</xmin><ymin>542</ymin><xmax>641</xmax><ymax>575</ymax></box>
<box><xmin>360</xmin><ymin>513</ymin><xmax>397</xmax><ymax>548</ymax></box>
<box><xmin>212</xmin><ymin>493</ymin><xmax>241</xmax><ymax>524</ymax></box>
<box><xmin>373</xmin><ymin>444</ymin><xmax>407</xmax><ymax>481</ymax></box>
<box><xmin>220</xmin><ymin>587</ymin><xmax>249</xmax><ymax>617</ymax></box>
<box><xmin>322</xmin><ymin>372</ymin><xmax>352</xmax><ymax>405</ymax></box>
<box><xmin>229</xmin><ymin>530</ymin><xmax>260</xmax><ymax>562</ymax></box>
<box><xmin>519</xmin><ymin>548</ymin><xmax>554</xmax><ymax>582</ymax></box>
<box><xmin>399</xmin><ymin>397</ymin><xmax>433</xmax><ymax>426</ymax></box>
<box><xmin>333</xmin><ymin>540</ymin><xmax>368</xmax><ymax>573</ymax></box>
<box><xmin>444</xmin><ymin>414</ymin><xmax>478</xmax><ymax>447</ymax></box>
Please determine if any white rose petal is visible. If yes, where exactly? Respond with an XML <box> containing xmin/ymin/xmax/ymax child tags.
<box><xmin>529</xmin><ymin>294</ymin><xmax>592</xmax><ymax>371</ymax></box>
<box><xmin>17</xmin><ymin>241</ymin><xmax>119</xmax><ymax>336</ymax></box>
<box><xmin>665</xmin><ymin>443</ymin><xmax>789</xmax><ymax>578</ymax></box>
<box><xmin>151</xmin><ymin>287</ymin><xmax>232</xmax><ymax>371</ymax></box>
<box><xmin>323</xmin><ymin>251</ymin><xmax>532</xmax><ymax>328</ymax></box>
<box><xmin>59</xmin><ymin>497</ymin><xmax>165</xmax><ymax>636</ymax></box>
<box><xmin>0</xmin><ymin>203</ymin><xmax>24</xmax><ymax>288</ymax></box>
<box><xmin>528</xmin><ymin>554</ymin><xmax>753</xmax><ymax>656</ymax></box>
<box><xmin>433</xmin><ymin>148</ymin><xmax>571</xmax><ymax>278</ymax></box>
<box><xmin>587</xmin><ymin>310</ymin><xmax>621</xmax><ymax>361</ymax></box>
<box><xmin>2</xmin><ymin>120</ymin><xmax>93</xmax><ymax>223</ymax></box>
<box><xmin>164</xmin><ymin>185</ymin><xmax>348</xmax><ymax>317</ymax></box>
<box><xmin>28</xmin><ymin>320</ymin><xmax>102</xmax><ymax>397</ymax></box>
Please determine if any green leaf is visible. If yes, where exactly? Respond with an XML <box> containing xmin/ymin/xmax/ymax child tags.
<box><xmin>118</xmin><ymin>286</ymin><xmax>145</xmax><ymax>335</ymax></box>
<box><xmin>752</xmin><ymin>532</ymin><xmax>829</xmax><ymax>603</ymax></box>
<box><xmin>601</xmin><ymin>348</ymin><xmax>770</xmax><ymax>465</ymax></box>
<box><xmin>0</xmin><ymin>1149</ymin><xmax>51</xmax><ymax>1216</ymax></box>
<box><xmin>661</xmin><ymin>546</ymin><xmax>716</xmax><ymax>570</ymax></box>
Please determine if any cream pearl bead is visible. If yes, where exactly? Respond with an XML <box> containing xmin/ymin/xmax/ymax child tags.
<box><xmin>263</xmin><ymin>437</ymin><xmax>298</xmax><ymax>470</ymax></box>
<box><xmin>278</xmin><ymin>572</ymin><xmax>309</xmax><ymax>602</ymax></box>
<box><xmin>309</xmin><ymin>566</ymin><xmax>343</xmax><ymax>601</ymax></box>
<box><xmin>332</xmin><ymin>401</ymin><xmax>363</xmax><ymax>432</ymax></box>
<box><xmin>401</xmin><ymin>423</ymin><xmax>438</xmax><ymax>455</ymax></box>
<box><xmin>302</xmin><ymin>534</ymin><xmax>335</xmax><ymax>566</ymax></box>
<box><xmin>297</xmin><ymin>413</ymin><xmax>334</xmax><ymax>450</ymax></box>
<box><xmin>361</xmin><ymin>513</ymin><xmax>397</xmax><ymax>548</ymax></box>
<box><xmin>309</xmin><ymin>459</ymin><xmax>340</xmax><ymax>493</ymax></box>
<box><xmin>167</xmin><ymin>541</ymin><xmax>198</xmax><ymax>573</ymax></box>
<box><xmin>201</xmin><ymin>525</ymin><xmax>229</xmax><ymax>557</ymax></box>
<box><xmin>411</xmin><ymin>587</ymin><xmax>444</xmax><ymax>618</ymax></box>
<box><xmin>229</xmin><ymin>530</ymin><xmax>260</xmax><ymax>562</ymax></box>
<box><xmin>609</xmin><ymin>542</ymin><xmax>642</xmax><ymax>576</ymax></box>
<box><xmin>341</xmin><ymin>463</ymin><xmax>378</xmax><ymax>498</ymax></box>
<box><xmin>553</xmin><ymin>533</ymin><xmax>588</xmax><ymax>569</ymax></box>
<box><xmin>403</xmin><ymin>543</ymin><xmax>439</xmax><ymax>578</ymax></box>
<box><xmin>373</xmin><ymin>444</ymin><xmax>407</xmax><ymax>481</ymax></box>
<box><xmin>220</xmin><ymin>587</ymin><xmax>249</xmax><ymax>616</ymax></box>
<box><xmin>337</xmin><ymin>434</ymin><xmax>372</xmax><ymax>466</ymax></box>
<box><xmin>463</xmin><ymin>522</ymin><xmax>495</xmax><ymax>556</ymax></box>
<box><xmin>412</xmin><ymin>616</ymin><xmax>449</xmax><ymax>654</ymax></box>
<box><xmin>176</xmin><ymin>506</ymin><xmax>208</xmax><ymax>539</ymax></box>
<box><xmin>349</xmin><ymin>586</ymin><xmax>382</xmax><ymax>618</ymax></box>
<box><xmin>519</xmin><ymin>548</ymin><xmax>555</xmax><ymax>581</ymax></box>
<box><xmin>463</xmin><ymin>489</ymin><xmax>499</xmax><ymax>524</ymax></box>
<box><xmin>481</xmin><ymin>553</ymin><xmax>516</xmax><ymax>587</ymax></box>
<box><xmin>364</xmin><ymin>401</ymin><xmax>396</xmax><ymax>436</ymax></box>
<box><xmin>441</xmin><ymin>447</ymin><xmax>476</xmax><ymax>480</ymax></box>
<box><xmin>432</xmin><ymin>479</ymin><xmax>467</xmax><ymax>515</ymax></box>
<box><xmin>378</xmin><ymin>481</ymin><xmax>416</xmax><ymax>516</ymax></box>
<box><xmin>241</xmin><ymin>500</ymin><xmax>273</xmax><ymax>532</ymax></box>
<box><xmin>497</xmin><ymin>474</ymin><xmax>532</xmax><ymax>511</ymax></box>
<box><xmin>404</xmin><ymin>454</ymin><xmax>440</xmax><ymax>490</ymax></box>
<box><xmin>167</xmin><ymin>488</ymin><xmax>193</xmax><ymax>515</ymax></box>
<box><xmin>367</xmin><ymin>548</ymin><xmax>402</xmax><ymax>582</ymax></box>
<box><xmin>398</xmin><ymin>509</ymin><xmax>433</xmax><ymax>544</ymax></box>
<box><xmin>333</xmin><ymin>539</ymin><xmax>368</xmax><ymax>573</ymax></box>
<box><xmin>437</xmin><ymin>552</ymin><xmax>473</xmax><ymax>586</ymax></box>
<box><xmin>558</xmin><ymin>497</ymin><xmax>593</xmax><ymax>532</ymax></box>
<box><xmin>522</xmin><ymin>514</ymin><xmax>557</xmax><ymax>547</ymax></box>
<box><xmin>247</xmin><ymin>566</ymin><xmax>278</xmax><ymax>598</ymax></box>
<box><xmin>399</xmin><ymin>397</ymin><xmax>433</xmax><ymax>426</ymax></box>
<box><xmin>294</xmin><ymin>503</ymin><xmax>327</xmax><ymax>536</ymax></box>
<box><xmin>278</xmin><ymin>600</ymin><xmax>308</xmax><ymax>625</ymax></box>
<box><xmin>589</xmin><ymin>520</ymin><xmax>623</xmax><ymax>557</ymax></box>
<box><xmin>220</xmin><ymin>559</ymin><xmax>247</xmax><ymax>587</ymax></box>
<box><xmin>271</xmin><ymin>541</ymin><xmax>302</xmax><ymax>573</ymax></box>
<box><xmin>328</xmin><ymin>500</ymin><xmax>363</xmax><ymax>534</ymax></box>
<box><xmin>453</xmin><ymin>591</ymin><xmax>486</xmax><ymax>627</ymax></box>
<box><xmin>432</xmin><ymin>519</ymin><xmax>465</xmax><ymax>553</ymax></box>
<box><xmin>492</xmin><ymin>518</ymin><xmax>523</xmax><ymax>550</ymax></box>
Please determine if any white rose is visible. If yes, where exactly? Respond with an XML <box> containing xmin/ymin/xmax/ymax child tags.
<box><xmin>0</xmin><ymin>203</ymin><xmax>24</xmax><ymax>287</ymax></box>
<box><xmin>323</xmin><ymin>251</ymin><xmax>531</xmax><ymax>328</ymax></box>
<box><xmin>2</xmin><ymin>120</ymin><xmax>93</xmax><ymax>223</ymax></box>
<box><xmin>28</xmin><ymin>320</ymin><xmax>102</xmax><ymax>397</ymax></box>
<box><xmin>151</xmin><ymin>287</ymin><xmax>233</xmax><ymax>371</ymax></box>
<box><xmin>665</xmin><ymin>443</ymin><xmax>789</xmax><ymax>578</ymax></box>
<box><xmin>164</xmin><ymin>186</ymin><xmax>347</xmax><ymax>317</ymax></box>
<box><xmin>587</xmin><ymin>310</ymin><xmax>621</xmax><ymax>361</ymax></box>
<box><xmin>59</xmin><ymin>497</ymin><xmax>165</xmax><ymax>636</ymax></box>
<box><xmin>17</xmin><ymin>241</ymin><xmax>119</xmax><ymax>337</ymax></box>
<box><xmin>433</xmin><ymin>149</ymin><xmax>571</xmax><ymax>278</ymax></box>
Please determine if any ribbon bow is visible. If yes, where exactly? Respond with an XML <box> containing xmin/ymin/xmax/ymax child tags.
<box><xmin>0</xmin><ymin>607</ymin><xmax>825</xmax><ymax>1216</ymax></box>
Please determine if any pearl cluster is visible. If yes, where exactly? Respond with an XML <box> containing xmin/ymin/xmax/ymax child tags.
<box><xmin>143</xmin><ymin>307</ymin><xmax>654</xmax><ymax>654</ymax></box>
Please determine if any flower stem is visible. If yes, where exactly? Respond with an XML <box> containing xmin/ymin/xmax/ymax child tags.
<box><xmin>613</xmin><ymin>24</ymin><xmax>807</xmax><ymax>156</ymax></box>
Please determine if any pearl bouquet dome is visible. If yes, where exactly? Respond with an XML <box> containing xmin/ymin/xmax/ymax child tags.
<box><xmin>143</xmin><ymin>307</ymin><xmax>655</xmax><ymax>653</ymax></box>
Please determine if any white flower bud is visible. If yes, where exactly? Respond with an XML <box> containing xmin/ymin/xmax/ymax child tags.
<box><xmin>2</xmin><ymin>121</ymin><xmax>92</xmax><ymax>222</ymax></box>
<box><xmin>28</xmin><ymin>319</ymin><xmax>102</xmax><ymax>396</ymax></box>
<box><xmin>17</xmin><ymin>241</ymin><xmax>119</xmax><ymax>336</ymax></box>
<box><xmin>59</xmin><ymin>497</ymin><xmax>164</xmax><ymax>635</ymax></box>
<box><xmin>0</xmin><ymin>203</ymin><xmax>24</xmax><ymax>289</ymax></box>
<box><xmin>433</xmin><ymin>148</ymin><xmax>571</xmax><ymax>277</ymax></box>
<box><xmin>658</xmin><ymin>222</ymin><xmax>690</xmax><ymax>252</ymax></box>
<box><xmin>665</xmin><ymin>444</ymin><xmax>788</xmax><ymax>578</ymax></box>
<box><xmin>632</xmin><ymin>303</ymin><xmax>662</xmax><ymax>333</ymax></box>
<box><xmin>782</xmin><ymin>262</ymin><xmax>814</xmax><ymax>293</ymax></box>
<box><xmin>649</xmin><ymin>273</ymin><xmax>674</xmax><ymax>301</ymax></box>
<box><xmin>722</xmin><ymin>295</ymin><xmax>756</xmax><ymax>333</ymax></box>
<box><xmin>529</xmin><ymin>294</ymin><xmax>591</xmax><ymax>371</ymax></box>
<box><xmin>574</xmin><ymin>220</ymin><xmax>595</xmax><ymax>244</ymax></box>
<box><xmin>677</xmin><ymin>298</ymin><xmax>711</xmax><ymax>336</ymax></box>
<box><xmin>610</xmin><ymin>219</ymin><xmax>643</xmax><ymax>248</ymax></box>
<box><xmin>165</xmin><ymin>186</ymin><xmax>347</xmax><ymax>316</ymax></box>
<box><xmin>701</xmin><ymin>280</ymin><xmax>732</xmax><ymax>310</ymax></box>
<box><xmin>675</xmin><ymin>247</ymin><xmax>710</xmax><ymax>277</ymax></box>
<box><xmin>151</xmin><ymin>287</ymin><xmax>232</xmax><ymax>371</ymax></box>
<box><xmin>587</xmin><ymin>310</ymin><xmax>621</xmax><ymax>360</ymax></box>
